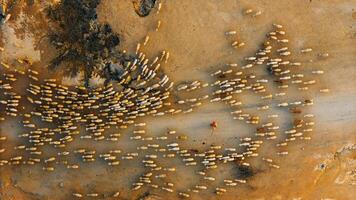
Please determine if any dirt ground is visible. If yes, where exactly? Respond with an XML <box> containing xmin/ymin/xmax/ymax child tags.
<box><xmin>1</xmin><ymin>0</ymin><xmax>356</xmax><ymax>200</ymax></box>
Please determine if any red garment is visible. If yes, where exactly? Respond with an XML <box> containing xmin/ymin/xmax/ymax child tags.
<box><xmin>210</xmin><ymin>121</ymin><xmax>217</xmax><ymax>129</ymax></box>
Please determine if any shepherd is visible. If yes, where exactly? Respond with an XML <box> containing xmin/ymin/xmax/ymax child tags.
<box><xmin>210</xmin><ymin>120</ymin><xmax>217</xmax><ymax>134</ymax></box>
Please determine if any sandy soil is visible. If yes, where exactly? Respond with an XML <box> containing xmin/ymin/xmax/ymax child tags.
<box><xmin>1</xmin><ymin>0</ymin><xmax>356</xmax><ymax>200</ymax></box>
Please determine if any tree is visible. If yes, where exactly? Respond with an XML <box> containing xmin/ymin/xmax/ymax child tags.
<box><xmin>47</xmin><ymin>0</ymin><xmax>121</xmax><ymax>87</ymax></box>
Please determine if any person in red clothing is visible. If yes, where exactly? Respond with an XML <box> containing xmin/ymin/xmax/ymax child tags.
<box><xmin>210</xmin><ymin>120</ymin><xmax>217</xmax><ymax>134</ymax></box>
